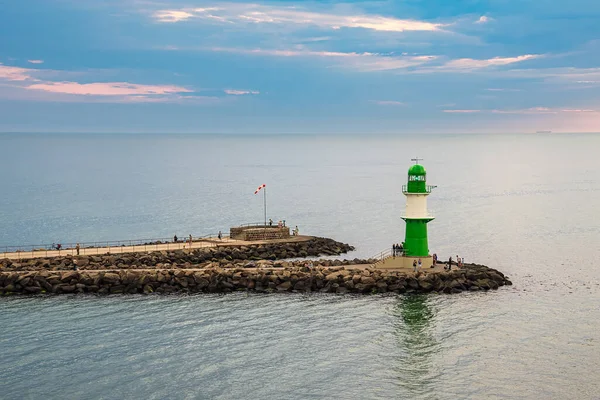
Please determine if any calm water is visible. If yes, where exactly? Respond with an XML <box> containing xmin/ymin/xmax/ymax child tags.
<box><xmin>1</xmin><ymin>133</ymin><xmax>599</xmax><ymax>399</ymax></box>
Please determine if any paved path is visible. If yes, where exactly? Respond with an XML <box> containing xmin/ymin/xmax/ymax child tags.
<box><xmin>1</xmin><ymin>235</ymin><xmax>313</xmax><ymax>260</ymax></box>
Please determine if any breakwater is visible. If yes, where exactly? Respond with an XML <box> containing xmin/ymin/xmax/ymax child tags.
<box><xmin>0</xmin><ymin>264</ymin><xmax>511</xmax><ymax>296</ymax></box>
<box><xmin>1</xmin><ymin>237</ymin><xmax>360</xmax><ymax>271</ymax></box>
<box><xmin>0</xmin><ymin>236</ymin><xmax>512</xmax><ymax>295</ymax></box>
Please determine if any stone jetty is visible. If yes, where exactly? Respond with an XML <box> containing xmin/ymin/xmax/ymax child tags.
<box><xmin>0</xmin><ymin>236</ymin><xmax>512</xmax><ymax>296</ymax></box>
<box><xmin>0</xmin><ymin>264</ymin><xmax>511</xmax><ymax>296</ymax></box>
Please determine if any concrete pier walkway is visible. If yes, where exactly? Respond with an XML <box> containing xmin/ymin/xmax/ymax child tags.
<box><xmin>1</xmin><ymin>235</ymin><xmax>313</xmax><ymax>260</ymax></box>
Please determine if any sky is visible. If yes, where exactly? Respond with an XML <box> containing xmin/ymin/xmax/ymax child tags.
<box><xmin>1</xmin><ymin>0</ymin><xmax>600</xmax><ymax>134</ymax></box>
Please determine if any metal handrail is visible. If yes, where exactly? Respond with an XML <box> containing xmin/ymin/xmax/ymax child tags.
<box><xmin>0</xmin><ymin>232</ymin><xmax>232</xmax><ymax>259</ymax></box>
<box><xmin>401</xmin><ymin>185</ymin><xmax>436</xmax><ymax>194</ymax></box>
<box><xmin>371</xmin><ymin>247</ymin><xmax>407</xmax><ymax>262</ymax></box>
<box><xmin>237</xmin><ymin>221</ymin><xmax>288</xmax><ymax>228</ymax></box>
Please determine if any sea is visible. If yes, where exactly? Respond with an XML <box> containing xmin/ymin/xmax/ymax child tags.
<box><xmin>0</xmin><ymin>132</ymin><xmax>599</xmax><ymax>399</ymax></box>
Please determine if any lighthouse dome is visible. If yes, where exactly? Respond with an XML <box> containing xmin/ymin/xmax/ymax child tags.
<box><xmin>408</xmin><ymin>164</ymin><xmax>426</xmax><ymax>176</ymax></box>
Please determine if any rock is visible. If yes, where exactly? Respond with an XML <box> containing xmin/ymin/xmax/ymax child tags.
<box><xmin>354</xmin><ymin>283</ymin><xmax>371</xmax><ymax>292</ymax></box>
<box><xmin>276</xmin><ymin>281</ymin><xmax>292</xmax><ymax>291</ymax></box>
<box><xmin>60</xmin><ymin>285</ymin><xmax>76</xmax><ymax>293</ymax></box>
<box><xmin>102</xmin><ymin>273</ymin><xmax>121</xmax><ymax>284</ymax></box>
<box><xmin>325</xmin><ymin>272</ymin><xmax>340</xmax><ymax>281</ymax></box>
<box><xmin>360</xmin><ymin>276</ymin><xmax>376</xmax><ymax>285</ymax></box>
<box><xmin>60</xmin><ymin>271</ymin><xmax>80</xmax><ymax>282</ymax></box>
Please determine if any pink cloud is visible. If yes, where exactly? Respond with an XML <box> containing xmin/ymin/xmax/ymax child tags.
<box><xmin>0</xmin><ymin>63</ymin><xmax>203</xmax><ymax>103</ymax></box>
<box><xmin>26</xmin><ymin>81</ymin><xmax>193</xmax><ymax>96</ymax></box>
<box><xmin>443</xmin><ymin>109</ymin><xmax>481</xmax><ymax>113</ymax></box>
<box><xmin>0</xmin><ymin>63</ymin><xmax>35</xmax><ymax>81</ymax></box>
<box><xmin>27</xmin><ymin>60</ymin><xmax>44</xmax><ymax>64</ymax></box>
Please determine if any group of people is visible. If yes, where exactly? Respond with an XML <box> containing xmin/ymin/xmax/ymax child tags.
<box><xmin>445</xmin><ymin>255</ymin><xmax>465</xmax><ymax>271</ymax></box>
<box><xmin>412</xmin><ymin>258</ymin><xmax>423</xmax><ymax>272</ymax></box>
<box><xmin>391</xmin><ymin>243</ymin><xmax>404</xmax><ymax>257</ymax></box>
<box><xmin>173</xmin><ymin>234</ymin><xmax>194</xmax><ymax>248</ymax></box>
<box><xmin>268</xmin><ymin>219</ymin><xmax>287</xmax><ymax>228</ymax></box>
<box><xmin>51</xmin><ymin>242</ymin><xmax>81</xmax><ymax>255</ymax></box>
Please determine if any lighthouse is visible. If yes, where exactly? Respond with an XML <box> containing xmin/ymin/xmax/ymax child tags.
<box><xmin>401</xmin><ymin>159</ymin><xmax>435</xmax><ymax>260</ymax></box>
<box><xmin>375</xmin><ymin>158</ymin><xmax>435</xmax><ymax>269</ymax></box>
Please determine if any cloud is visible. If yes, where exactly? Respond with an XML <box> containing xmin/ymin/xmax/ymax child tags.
<box><xmin>444</xmin><ymin>107</ymin><xmax>598</xmax><ymax>115</ymax></box>
<box><xmin>154</xmin><ymin>10</ymin><xmax>195</xmax><ymax>22</ymax></box>
<box><xmin>153</xmin><ymin>3</ymin><xmax>444</xmax><ymax>33</ymax></box>
<box><xmin>372</xmin><ymin>100</ymin><xmax>405</xmax><ymax>106</ymax></box>
<box><xmin>26</xmin><ymin>81</ymin><xmax>193</xmax><ymax>96</ymax></box>
<box><xmin>210</xmin><ymin>47</ymin><xmax>376</xmax><ymax>57</ymax></box>
<box><xmin>224</xmin><ymin>89</ymin><xmax>259</xmax><ymax>95</ymax></box>
<box><xmin>475</xmin><ymin>16</ymin><xmax>491</xmax><ymax>24</ymax></box>
<box><xmin>0</xmin><ymin>63</ymin><xmax>36</xmax><ymax>81</ymax></box>
<box><xmin>492</xmin><ymin>107</ymin><xmax>557</xmax><ymax>114</ymax></box>
<box><xmin>442</xmin><ymin>54</ymin><xmax>540</xmax><ymax>70</ymax></box>
<box><xmin>27</xmin><ymin>60</ymin><xmax>44</xmax><ymax>64</ymax></box>
<box><xmin>0</xmin><ymin>63</ymin><xmax>201</xmax><ymax>103</ymax></box>
<box><xmin>208</xmin><ymin>47</ymin><xmax>437</xmax><ymax>71</ymax></box>
<box><xmin>206</xmin><ymin>47</ymin><xmax>542</xmax><ymax>73</ymax></box>
<box><xmin>486</xmin><ymin>88</ymin><xmax>522</xmax><ymax>92</ymax></box>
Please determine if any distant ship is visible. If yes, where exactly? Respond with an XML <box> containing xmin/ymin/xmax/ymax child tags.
<box><xmin>536</xmin><ymin>130</ymin><xmax>552</xmax><ymax>133</ymax></box>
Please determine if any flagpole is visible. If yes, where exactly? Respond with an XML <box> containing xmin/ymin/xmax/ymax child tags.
<box><xmin>263</xmin><ymin>186</ymin><xmax>267</xmax><ymax>226</ymax></box>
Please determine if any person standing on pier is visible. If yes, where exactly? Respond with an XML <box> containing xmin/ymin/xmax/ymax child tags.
<box><xmin>189</xmin><ymin>234</ymin><xmax>193</xmax><ymax>249</ymax></box>
<box><xmin>173</xmin><ymin>235</ymin><xmax>178</xmax><ymax>243</ymax></box>
<box><xmin>269</xmin><ymin>218</ymin><xmax>273</xmax><ymax>227</ymax></box>
<box><xmin>218</xmin><ymin>231</ymin><xmax>222</xmax><ymax>240</ymax></box>
<box><xmin>76</xmin><ymin>243</ymin><xmax>80</xmax><ymax>256</ymax></box>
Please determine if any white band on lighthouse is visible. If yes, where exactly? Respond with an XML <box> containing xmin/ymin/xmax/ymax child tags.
<box><xmin>404</xmin><ymin>193</ymin><xmax>431</xmax><ymax>219</ymax></box>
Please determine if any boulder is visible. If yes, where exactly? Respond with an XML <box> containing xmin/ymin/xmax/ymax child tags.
<box><xmin>276</xmin><ymin>281</ymin><xmax>292</xmax><ymax>291</ymax></box>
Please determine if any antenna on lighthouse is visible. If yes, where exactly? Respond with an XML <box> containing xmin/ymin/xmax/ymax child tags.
<box><xmin>411</xmin><ymin>157</ymin><xmax>423</xmax><ymax>164</ymax></box>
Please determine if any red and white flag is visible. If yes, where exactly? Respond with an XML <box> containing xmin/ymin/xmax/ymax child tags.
<box><xmin>254</xmin><ymin>184</ymin><xmax>266</xmax><ymax>194</ymax></box>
